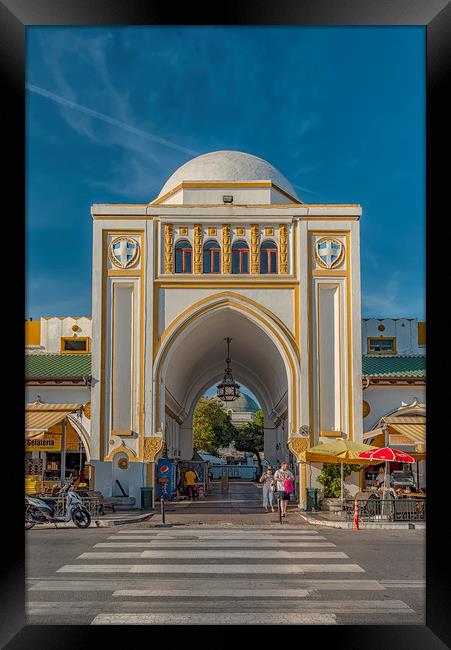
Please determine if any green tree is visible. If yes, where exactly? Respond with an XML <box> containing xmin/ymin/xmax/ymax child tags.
<box><xmin>193</xmin><ymin>398</ymin><xmax>235</xmax><ymax>454</ymax></box>
<box><xmin>317</xmin><ymin>463</ymin><xmax>361</xmax><ymax>498</ymax></box>
<box><xmin>233</xmin><ymin>409</ymin><xmax>264</xmax><ymax>478</ymax></box>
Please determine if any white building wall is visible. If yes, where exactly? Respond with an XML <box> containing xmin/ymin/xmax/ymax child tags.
<box><xmin>363</xmin><ymin>386</ymin><xmax>426</xmax><ymax>431</ymax></box>
<box><xmin>160</xmin><ymin>288</ymin><xmax>295</xmax><ymax>337</ymax></box>
<box><xmin>40</xmin><ymin>317</ymin><xmax>92</xmax><ymax>352</ymax></box>
<box><xmin>362</xmin><ymin>318</ymin><xmax>425</xmax><ymax>356</ymax></box>
<box><xmin>26</xmin><ymin>386</ymin><xmax>90</xmax><ymax>405</ymax></box>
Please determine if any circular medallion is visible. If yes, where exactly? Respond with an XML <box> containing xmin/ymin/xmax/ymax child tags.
<box><xmin>378</xmin><ymin>324</ymin><xmax>385</xmax><ymax>332</ymax></box>
<box><xmin>315</xmin><ymin>237</ymin><xmax>345</xmax><ymax>269</ymax></box>
<box><xmin>109</xmin><ymin>237</ymin><xmax>140</xmax><ymax>269</ymax></box>
<box><xmin>363</xmin><ymin>400</ymin><xmax>371</xmax><ymax>418</ymax></box>
<box><xmin>118</xmin><ymin>458</ymin><xmax>129</xmax><ymax>470</ymax></box>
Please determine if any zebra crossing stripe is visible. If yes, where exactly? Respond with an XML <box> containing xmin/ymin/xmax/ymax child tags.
<box><xmin>28</xmin><ymin>578</ymin><xmax>385</xmax><ymax>592</ymax></box>
<box><xmin>111</xmin><ymin>588</ymin><xmax>312</xmax><ymax>597</ymax></box>
<box><xmin>57</xmin><ymin>563</ymin><xmax>365</xmax><ymax>574</ymax></box>
<box><xmin>94</xmin><ymin>538</ymin><xmax>336</xmax><ymax>550</ymax></box>
<box><xmin>77</xmin><ymin>550</ymin><xmax>348</xmax><ymax>559</ymax></box>
<box><xmin>90</xmin><ymin>612</ymin><xmax>337</xmax><ymax>625</ymax></box>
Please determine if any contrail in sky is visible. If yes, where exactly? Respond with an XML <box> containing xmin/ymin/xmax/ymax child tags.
<box><xmin>26</xmin><ymin>83</ymin><xmax>200</xmax><ymax>157</ymax></box>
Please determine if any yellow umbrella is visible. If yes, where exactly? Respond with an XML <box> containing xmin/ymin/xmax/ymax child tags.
<box><xmin>298</xmin><ymin>438</ymin><xmax>382</xmax><ymax>508</ymax></box>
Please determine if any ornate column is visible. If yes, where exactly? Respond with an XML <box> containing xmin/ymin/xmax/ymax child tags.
<box><xmin>193</xmin><ymin>224</ymin><xmax>203</xmax><ymax>274</ymax></box>
<box><xmin>288</xmin><ymin>430</ymin><xmax>310</xmax><ymax>510</ymax></box>
<box><xmin>250</xmin><ymin>224</ymin><xmax>260</xmax><ymax>274</ymax></box>
<box><xmin>164</xmin><ymin>224</ymin><xmax>173</xmax><ymax>274</ymax></box>
<box><xmin>222</xmin><ymin>224</ymin><xmax>231</xmax><ymax>274</ymax></box>
<box><xmin>279</xmin><ymin>224</ymin><xmax>288</xmax><ymax>273</ymax></box>
<box><xmin>143</xmin><ymin>436</ymin><xmax>164</xmax><ymax>508</ymax></box>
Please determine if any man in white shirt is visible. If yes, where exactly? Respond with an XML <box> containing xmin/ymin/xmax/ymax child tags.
<box><xmin>274</xmin><ymin>462</ymin><xmax>295</xmax><ymax>517</ymax></box>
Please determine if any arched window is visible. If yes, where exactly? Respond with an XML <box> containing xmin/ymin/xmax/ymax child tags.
<box><xmin>175</xmin><ymin>239</ymin><xmax>192</xmax><ymax>273</ymax></box>
<box><xmin>232</xmin><ymin>240</ymin><xmax>249</xmax><ymax>273</ymax></box>
<box><xmin>260</xmin><ymin>240</ymin><xmax>278</xmax><ymax>273</ymax></box>
<box><xmin>203</xmin><ymin>240</ymin><xmax>221</xmax><ymax>273</ymax></box>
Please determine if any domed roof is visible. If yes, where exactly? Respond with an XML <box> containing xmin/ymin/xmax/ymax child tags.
<box><xmin>157</xmin><ymin>150</ymin><xmax>298</xmax><ymax>199</ymax></box>
<box><xmin>213</xmin><ymin>392</ymin><xmax>260</xmax><ymax>413</ymax></box>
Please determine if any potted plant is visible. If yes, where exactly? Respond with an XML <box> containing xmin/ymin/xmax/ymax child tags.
<box><xmin>317</xmin><ymin>463</ymin><xmax>360</xmax><ymax>511</ymax></box>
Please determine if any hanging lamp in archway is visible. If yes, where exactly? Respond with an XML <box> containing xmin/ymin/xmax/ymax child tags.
<box><xmin>217</xmin><ymin>337</ymin><xmax>241</xmax><ymax>402</ymax></box>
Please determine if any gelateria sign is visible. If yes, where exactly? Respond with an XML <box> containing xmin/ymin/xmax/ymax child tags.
<box><xmin>25</xmin><ymin>434</ymin><xmax>61</xmax><ymax>452</ymax></box>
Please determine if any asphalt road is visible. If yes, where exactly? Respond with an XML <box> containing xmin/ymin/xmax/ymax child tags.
<box><xmin>26</xmin><ymin>482</ymin><xmax>425</xmax><ymax>626</ymax></box>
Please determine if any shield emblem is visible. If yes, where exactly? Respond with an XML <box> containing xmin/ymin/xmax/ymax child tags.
<box><xmin>316</xmin><ymin>238</ymin><xmax>344</xmax><ymax>269</ymax></box>
<box><xmin>110</xmin><ymin>237</ymin><xmax>139</xmax><ymax>268</ymax></box>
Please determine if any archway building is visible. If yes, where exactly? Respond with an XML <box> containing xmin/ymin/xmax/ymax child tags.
<box><xmin>87</xmin><ymin>151</ymin><xmax>364</xmax><ymax>503</ymax></box>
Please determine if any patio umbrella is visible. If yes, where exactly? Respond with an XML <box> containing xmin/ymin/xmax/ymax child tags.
<box><xmin>358</xmin><ymin>447</ymin><xmax>416</xmax><ymax>499</ymax></box>
<box><xmin>298</xmin><ymin>439</ymin><xmax>381</xmax><ymax>508</ymax></box>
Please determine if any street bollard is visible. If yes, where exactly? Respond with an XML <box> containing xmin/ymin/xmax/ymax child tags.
<box><xmin>353</xmin><ymin>496</ymin><xmax>359</xmax><ymax>531</ymax></box>
<box><xmin>160</xmin><ymin>496</ymin><xmax>166</xmax><ymax>524</ymax></box>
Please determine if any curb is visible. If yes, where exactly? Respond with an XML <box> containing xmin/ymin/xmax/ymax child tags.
<box><xmin>299</xmin><ymin>514</ymin><xmax>426</xmax><ymax>530</ymax></box>
<box><xmin>29</xmin><ymin>511</ymin><xmax>156</xmax><ymax>529</ymax></box>
<box><xmin>94</xmin><ymin>511</ymin><xmax>156</xmax><ymax>527</ymax></box>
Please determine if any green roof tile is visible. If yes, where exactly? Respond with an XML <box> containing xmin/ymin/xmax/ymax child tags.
<box><xmin>362</xmin><ymin>355</ymin><xmax>425</xmax><ymax>377</ymax></box>
<box><xmin>25</xmin><ymin>353</ymin><xmax>91</xmax><ymax>378</ymax></box>
<box><xmin>24</xmin><ymin>352</ymin><xmax>425</xmax><ymax>380</ymax></box>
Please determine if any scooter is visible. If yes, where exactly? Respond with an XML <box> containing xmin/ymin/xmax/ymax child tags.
<box><xmin>25</xmin><ymin>480</ymin><xmax>91</xmax><ymax>529</ymax></box>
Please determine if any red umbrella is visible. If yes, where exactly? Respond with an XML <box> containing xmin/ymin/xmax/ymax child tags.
<box><xmin>359</xmin><ymin>447</ymin><xmax>416</xmax><ymax>503</ymax></box>
<box><xmin>359</xmin><ymin>447</ymin><xmax>415</xmax><ymax>463</ymax></box>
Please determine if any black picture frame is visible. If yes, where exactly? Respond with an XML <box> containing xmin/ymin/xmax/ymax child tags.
<box><xmin>2</xmin><ymin>1</ymin><xmax>449</xmax><ymax>647</ymax></box>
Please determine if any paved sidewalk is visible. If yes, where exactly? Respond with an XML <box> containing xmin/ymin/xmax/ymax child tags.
<box><xmin>32</xmin><ymin>510</ymin><xmax>156</xmax><ymax>529</ymax></box>
<box><xmin>299</xmin><ymin>511</ymin><xmax>426</xmax><ymax>530</ymax></box>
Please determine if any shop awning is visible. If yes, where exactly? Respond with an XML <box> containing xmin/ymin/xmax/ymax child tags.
<box><xmin>25</xmin><ymin>403</ymin><xmax>82</xmax><ymax>433</ymax></box>
<box><xmin>384</xmin><ymin>416</ymin><xmax>426</xmax><ymax>445</ymax></box>
<box><xmin>362</xmin><ymin>417</ymin><xmax>426</xmax><ymax>459</ymax></box>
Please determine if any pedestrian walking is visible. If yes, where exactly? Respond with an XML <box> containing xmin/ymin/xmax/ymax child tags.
<box><xmin>274</xmin><ymin>462</ymin><xmax>295</xmax><ymax>517</ymax></box>
<box><xmin>259</xmin><ymin>465</ymin><xmax>276</xmax><ymax>512</ymax></box>
<box><xmin>184</xmin><ymin>466</ymin><xmax>197</xmax><ymax>501</ymax></box>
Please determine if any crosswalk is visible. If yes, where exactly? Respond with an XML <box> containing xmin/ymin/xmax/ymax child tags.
<box><xmin>27</xmin><ymin>525</ymin><xmax>418</xmax><ymax>625</ymax></box>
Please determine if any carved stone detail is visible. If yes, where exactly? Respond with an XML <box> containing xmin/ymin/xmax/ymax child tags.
<box><xmin>279</xmin><ymin>224</ymin><xmax>288</xmax><ymax>273</ymax></box>
<box><xmin>250</xmin><ymin>224</ymin><xmax>260</xmax><ymax>274</ymax></box>
<box><xmin>83</xmin><ymin>402</ymin><xmax>91</xmax><ymax>419</ymax></box>
<box><xmin>222</xmin><ymin>225</ymin><xmax>231</xmax><ymax>274</ymax></box>
<box><xmin>288</xmin><ymin>436</ymin><xmax>310</xmax><ymax>460</ymax></box>
<box><xmin>143</xmin><ymin>436</ymin><xmax>164</xmax><ymax>462</ymax></box>
<box><xmin>193</xmin><ymin>224</ymin><xmax>203</xmax><ymax>273</ymax></box>
<box><xmin>164</xmin><ymin>224</ymin><xmax>173</xmax><ymax>274</ymax></box>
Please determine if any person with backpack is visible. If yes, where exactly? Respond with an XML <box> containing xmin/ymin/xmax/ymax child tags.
<box><xmin>274</xmin><ymin>462</ymin><xmax>295</xmax><ymax>518</ymax></box>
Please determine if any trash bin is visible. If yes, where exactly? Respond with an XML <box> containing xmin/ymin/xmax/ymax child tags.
<box><xmin>306</xmin><ymin>487</ymin><xmax>319</xmax><ymax>512</ymax></box>
<box><xmin>140</xmin><ymin>487</ymin><xmax>153</xmax><ymax>510</ymax></box>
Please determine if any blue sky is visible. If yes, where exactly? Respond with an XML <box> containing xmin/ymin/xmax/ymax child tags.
<box><xmin>26</xmin><ymin>26</ymin><xmax>425</xmax><ymax>322</ymax></box>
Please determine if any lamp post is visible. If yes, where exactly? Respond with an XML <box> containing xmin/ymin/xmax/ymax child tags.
<box><xmin>217</xmin><ymin>338</ymin><xmax>241</xmax><ymax>402</ymax></box>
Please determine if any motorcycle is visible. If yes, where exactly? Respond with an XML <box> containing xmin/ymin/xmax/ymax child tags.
<box><xmin>25</xmin><ymin>480</ymin><xmax>91</xmax><ymax>529</ymax></box>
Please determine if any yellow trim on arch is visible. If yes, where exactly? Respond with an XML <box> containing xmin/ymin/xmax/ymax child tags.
<box><xmin>154</xmin><ymin>297</ymin><xmax>300</xmax><ymax>434</ymax></box>
<box><xmin>105</xmin><ymin>444</ymin><xmax>138</xmax><ymax>462</ymax></box>
<box><xmin>154</xmin><ymin>291</ymin><xmax>299</xmax><ymax>361</ymax></box>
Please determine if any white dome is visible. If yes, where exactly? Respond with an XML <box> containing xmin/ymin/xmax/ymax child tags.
<box><xmin>157</xmin><ymin>150</ymin><xmax>298</xmax><ymax>199</ymax></box>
